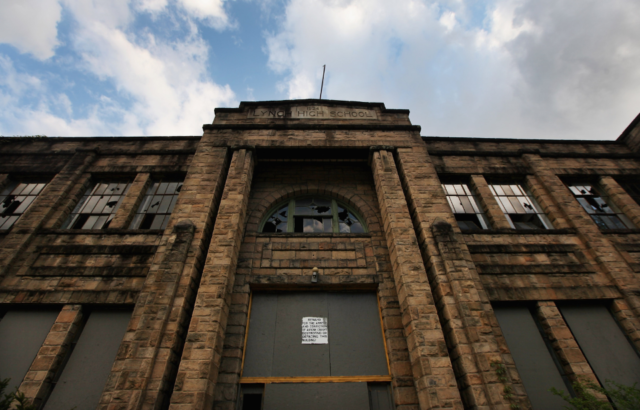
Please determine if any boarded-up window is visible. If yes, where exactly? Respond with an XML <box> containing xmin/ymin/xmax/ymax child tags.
<box><xmin>242</xmin><ymin>293</ymin><xmax>392</xmax><ymax>410</ymax></box>
<box><xmin>493</xmin><ymin>305</ymin><xmax>569</xmax><ymax>410</ymax></box>
<box><xmin>43</xmin><ymin>310</ymin><xmax>132</xmax><ymax>410</ymax></box>
<box><xmin>0</xmin><ymin>309</ymin><xmax>59</xmax><ymax>392</ymax></box>
<box><xmin>559</xmin><ymin>304</ymin><xmax>640</xmax><ymax>388</ymax></box>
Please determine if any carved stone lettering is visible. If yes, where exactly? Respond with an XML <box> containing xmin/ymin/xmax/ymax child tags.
<box><xmin>248</xmin><ymin>106</ymin><xmax>377</xmax><ymax>120</ymax></box>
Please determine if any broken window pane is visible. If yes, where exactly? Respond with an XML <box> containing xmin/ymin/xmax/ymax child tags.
<box><xmin>0</xmin><ymin>180</ymin><xmax>49</xmax><ymax>230</ymax></box>
<box><xmin>489</xmin><ymin>183</ymin><xmax>553</xmax><ymax>230</ymax></box>
<box><xmin>63</xmin><ymin>181</ymin><xmax>132</xmax><ymax>229</ymax></box>
<box><xmin>262</xmin><ymin>198</ymin><xmax>366</xmax><ymax>234</ymax></box>
<box><xmin>295</xmin><ymin>198</ymin><xmax>332</xmax><ymax>216</ymax></box>
<box><xmin>567</xmin><ymin>183</ymin><xmax>634</xmax><ymax>230</ymax></box>
<box><xmin>442</xmin><ymin>182</ymin><xmax>490</xmax><ymax>230</ymax></box>
<box><xmin>263</xmin><ymin>205</ymin><xmax>289</xmax><ymax>233</ymax></box>
<box><xmin>130</xmin><ymin>177</ymin><xmax>184</xmax><ymax>230</ymax></box>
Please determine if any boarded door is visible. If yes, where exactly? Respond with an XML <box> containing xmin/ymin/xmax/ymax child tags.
<box><xmin>242</xmin><ymin>292</ymin><xmax>392</xmax><ymax>410</ymax></box>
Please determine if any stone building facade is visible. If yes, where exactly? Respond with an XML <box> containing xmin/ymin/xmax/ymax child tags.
<box><xmin>1</xmin><ymin>99</ymin><xmax>640</xmax><ymax>410</ymax></box>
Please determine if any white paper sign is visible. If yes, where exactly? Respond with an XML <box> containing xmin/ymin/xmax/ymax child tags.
<box><xmin>302</xmin><ymin>317</ymin><xmax>328</xmax><ymax>344</ymax></box>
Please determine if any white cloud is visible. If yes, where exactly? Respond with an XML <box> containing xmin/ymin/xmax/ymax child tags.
<box><xmin>0</xmin><ymin>0</ymin><xmax>236</xmax><ymax>136</ymax></box>
<box><xmin>178</xmin><ymin>0</ymin><xmax>231</xmax><ymax>29</ymax></box>
<box><xmin>0</xmin><ymin>0</ymin><xmax>62</xmax><ymax>60</ymax></box>
<box><xmin>265</xmin><ymin>0</ymin><xmax>640</xmax><ymax>140</ymax></box>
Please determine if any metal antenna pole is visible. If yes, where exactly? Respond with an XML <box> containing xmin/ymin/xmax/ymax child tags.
<box><xmin>319</xmin><ymin>65</ymin><xmax>326</xmax><ymax>99</ymax></box>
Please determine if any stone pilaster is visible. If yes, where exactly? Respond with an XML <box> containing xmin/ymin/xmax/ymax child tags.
<box><xmin>610</xmin><ymin>298</ymin><xmax>640</xmax><ymax>351</ymax></box>
<box><xmin>469</xmin><ymin>175</ymin><xmax>511</xmax><ymax>230</ymax></box>
<box><xmin>169</xmin><ymin>148</ymin><xmax>254</xmax><ymax>410</ymax></box>
<box><xmin>0</xmin><ymin>149</ymin><xmax>98</xmax><ymax>277</ymax></box>
<box><xmin>524</xmin><ymin>175</ymin><xmax>571</xmax><ymax>229</ymax></box>
<box><xmin>109</xmin><ymin>172</ymin><xmax>152</xmax><ymax>229</ymax></box>
<box><xmin>599</xmin><ymin>176</ymin><xmax>640</xmax><ymax>229</ymax></box>
<box><xmin>534</xmin><ymin>302</ymin><xmax>602</xmax><ymax>387</ymax></box>
<box><xmin>395</xmin><ymin>147</ymin><xmax>519</xmax><ymax>410</ymax></box>
<box><xmin>98</xmin><ymin>145</ymin><xmax>230</xmax><ymax>410</ymax></box>
<box><xmin>371</xmin><ymin>148</ymin><xmax>464</xmax><ymax>410</ymax></box>
<box><xmin>18</xmin><ymin>305</ymin><xmax>84</xmax><ymax>409</ymax></box>
<box><xmin>523</xmin><ymin>153</ymin><xmax>640</xmax><ymax>320</ymax></box>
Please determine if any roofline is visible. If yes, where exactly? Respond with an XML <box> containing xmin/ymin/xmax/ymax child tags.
<box><xmin>421</xmin><ymin>135</ymin><xmax>619</xmax><ymax>144</ymax></box>
<box><xmin>214</xmin><ymin>99</ymin><xmax>410</xmax><ymax>115</ymax></box>
<box><xmin>0</xmin><ymin>136</ymin><xmax>201</xmax><ymax>142</ymax></box>
<box><xmin>617</xmin><ymin>111</ymin><xmax>640</xmax><ymax>142</ymax></box>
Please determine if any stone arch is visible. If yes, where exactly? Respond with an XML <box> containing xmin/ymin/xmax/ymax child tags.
<box><xmin>246</xmin><ymin>186</ymin><xmax>381</xmax><ymax>234</ymax></box>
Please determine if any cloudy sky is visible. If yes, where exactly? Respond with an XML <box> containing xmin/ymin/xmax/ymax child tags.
<box><xmin>0</xmin><ymin>0</ymin><xmax>639</xmax><ymax>139</ymax></box>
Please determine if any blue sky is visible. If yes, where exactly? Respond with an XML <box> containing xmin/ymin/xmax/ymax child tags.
<box><xmin>1</xmin><ymin>0</ymin><xmax>639</xmax><ymax>139</ymax></box>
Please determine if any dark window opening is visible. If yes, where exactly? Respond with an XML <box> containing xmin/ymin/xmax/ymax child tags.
<box><xmin>241</xmin><ymin>394</ymin><xmax>263</xmax><ymax>410</ymax></box>
<box><xmin>509</xmin><ymin>213</ymin><xmax>547</xmax><ymax>229</ymax></box>
<box><xmin>454</xmin><ymin>214</ymin><xmax>485</xmax><ymax>231</ymax></box>
<box><xmin>239</xmin><ymin>384</ymin><xmax>264</xmax><ymax>410</ymax></box>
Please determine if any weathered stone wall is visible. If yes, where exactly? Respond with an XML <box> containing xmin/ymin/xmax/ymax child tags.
<box><xmin>0</xmin><ymin>102</ymin><xmax>639</xmax><ymax>410</ymax></box>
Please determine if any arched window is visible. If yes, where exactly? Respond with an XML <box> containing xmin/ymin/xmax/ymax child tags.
<box><xmin>260</xmin><ymin>197</ymin><xmax>366</xmax><ymax>233</ymax></box>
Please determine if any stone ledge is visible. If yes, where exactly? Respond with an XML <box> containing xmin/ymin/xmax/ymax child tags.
<box><xmin>461</xmin><ymin>228</ymin><xmax>577</xmax><ymax>235</ymax></box>
<box><xmin>0</xmin><ymin>290</ymin><xmax>140</xmax><ymax>304</ymax></box>
<box><xmin>39</xmin><ymin>229</ymin><xmax>164</xmax><ymax>235</ymax></box>
<box><xmin>24</xmin><ymin>266</ymin><xmax>149</xmax><ymax>277</ymax></box>
<box><xmin>599</xmin><ymin>228</ymin><xmax>640</xmax><ymax>235</ymax></box>
<box><xmin>252</xmin><ymin>232</ymin><xmax>372</xmax><ymax>238</ymax></box>
<box><xmin>247</xmin><ymin>274</ymin><xmax>382</xmax><ymax>289</ymax></box>
<box><xmin>37</xmin><ymin>245</ymin><xmax>158</xmax><ymax>254</ymax></box>
<box><xmin>476</xmin><ymin>264</ymin><xmax>594</xmax><ymax>274</ymax></box>
<box><xmin>467</xmin><ymin>244</ymin><xmax>578</xmax><ymax>254</ymax></box>
<box><xmin>203</xmin><ymin>123</ymin><xmax>421</xmax><ymax>132</ymax></box>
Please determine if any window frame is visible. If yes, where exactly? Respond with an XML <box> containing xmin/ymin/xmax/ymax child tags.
<box><xmin>129</xmin><ymin>178</ymin><xmax>184</xmax><ymax>230</ymax></box>
<box><xmin>259</xmin><ymin>197</ymin><xmax>368</xmax><ymax>234</ymax></box>
<box><xmin>441</xmin><ymin>181</ymin><xmax>491</xmax><ymax>231</ymax></box>
<box><xmin>62</xmin><ymin>180</ymin><xmax>132</xmax><ymax>230</ymax></box>
<box><xmin>488</xmin><ymin>182</ymin><xmax>553</xmax><ymax>230</ymax></box>
<box><xmin>565</xmin><ymin>182</ymin><xmax>635</xmax><ymax>230</ymax></box>
<box><xmin>0</xmin><ymin>179</ymin><xmax>49</xmax><ymax>231</ymax></box>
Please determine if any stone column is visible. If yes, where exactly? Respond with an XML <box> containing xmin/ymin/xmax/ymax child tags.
<box><xmin>394</xmin><ymin>146</ymin><xmax>519</xmax><ymax>410</ymax></box>
<box><xmin>109</xmin><ymin>172</ymin><xmax>152</xmax><ymax>229</ymax></box>
<box><xmin>0</xmin><ymin>149</ymin><xmax>98</xmax><ymax>277</ymax></box>
<box><xmin>98</xmin><ymin>144</ymin><xmax>230</xmax><ymax>410</ymax></box>
<box><xmin>469</xmin><ymin>175</ymin><xmax>511</xmax><ymax>230</ymax></box>
<box><xmin>371</xmin><ymin>148</ymin><xmax>464</xmax><ymax>410</ymax></box>
<box><xmin>610</xmin><ymin>299</ymin><xmax>640</xmax><ymax>351</ymax></box>
<box><xmin>18</xmin><ymin>305</ymin><xmax>84</xmax><ymax>409</ymax></box>
<box><xmin>534</xmin><ymin>302</ymin><xmax>599</xmax><ymax>383</ymax></box>
<box><xmin>524</xmin><ymin>175</ymin><xmax>571</xmax><ymax>229</ymax></box>
<box><xmin>522</xmin><ymin>153</ymin><xmax>640</xmax><ymax>320</ymax></box>
<box><xmin>598</xmin><ymin>176</ymin><xmax>640</xmax><ymax>229</ymax></box>
<box><xmin>169</xmin><ymin>148</ymin><xmax>254</xmax><ymax>410</ymax></box>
